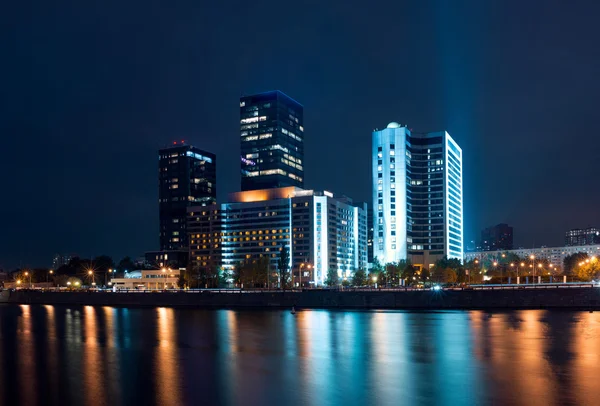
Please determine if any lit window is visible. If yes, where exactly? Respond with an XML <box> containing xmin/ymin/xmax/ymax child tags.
<box><xmin>377</xmin><ymin>165</ymin><xmax>382</xmax><ymax>171</ymax></box>
<box><xmin>390</xmin><ymin>150</ymin><xmax>395</xmax><ymax>156</ymax></box>
<box><xmin>377</xmin><ymin>185</ymin><xmax>383</xmax><ymax>191</ymax></box>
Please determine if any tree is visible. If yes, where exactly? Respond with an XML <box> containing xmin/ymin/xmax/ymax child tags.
<box><xmin>177</xmin><ymin>274</ymin><xmax>187</xmax><ymax>289</ymax></box>
<box><xmin>432</xmin><ymin>267</ymin><xmax>457</xmax><ymax>284</ymax></box>
<box><xmin>278</xmin><ymin>246</ymin><xmax>290</xmax><ymax>289</ymax></box>
<box><xmin>434</xmin><ymin>256</ymin><xmax>462</xmax><ymax>271</ymax></box>
<box><xmin>402</xmin><ymin>264</ymin><xmax>416</xmax><ymax>282</ymax></box>
<box><xmin>576</xmin><ymin>257</ymin><xmax>600</xmax><ymax>281</ymax></box>
<box><xmin>232</xmin><ymin>261</ymin><xmax>243</xmax><ymax>287</ymax></box>
<box><xmin>385</xmin><ymin>262</ymin><xmax>402</xmax><ymax>286</ymax></box>
<box><xmin>325</xmin><ymin>268</ymin><xmax>339</xmax><ymax>287</ymax></box>
<box><xmin>118</xmin><ymin>257</ymin><xmax>135</xmax><ymax>273</ymax></box>
<box><xmin>93</xmin><ymin>255</ymin><xmax>114</xmax><ymax>273</ymax></box>
<box><xmin>352</xmin><ymin>269</ymin><xmax>367</xmax><ymax>287</ymax></box>
<box><xmin>217</xmin><ymin>267</ymin><xmax>231</xmax><ymax>288</ymax></box>
<box><xmin>420</xmin><ymin>268</ymin><xmax>431</xmax><ymax>285</ymax></box>
<box><xmin>564</xmin><ymin>252</ymin><xmax>589</xmax><ymax>276</ymax></box>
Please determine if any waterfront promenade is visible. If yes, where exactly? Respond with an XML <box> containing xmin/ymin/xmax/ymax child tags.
<box><xmin>2</xmin><ymin>284</ymin><xmax>600</xmax><ymax>310</ymax></box>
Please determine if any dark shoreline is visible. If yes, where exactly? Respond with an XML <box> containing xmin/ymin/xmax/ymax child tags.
<box><xmin>2</xmin><ymin>286</ymin><xmax>600</xmax><ymax>310</ymax></box>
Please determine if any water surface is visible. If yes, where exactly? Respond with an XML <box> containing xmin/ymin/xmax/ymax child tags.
<box><xmin>0</xmin><ymin>305</ymin><xmax>598</xmax><ymax>406</ymax></box>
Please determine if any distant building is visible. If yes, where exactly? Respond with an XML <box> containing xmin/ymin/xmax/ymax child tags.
<box><xmin>481</xmin><ymin>223</ymin><xmax>514</xmax><ymax>251</ymax></box>
<box><xmin>158</xmin><ymin>142</ymin><xmax>216</xmax><ymax>252</ymax></box>
<box><xmin>52</xmin><ymin>254</ymin><xmax>71</xmax><ymax>269</ymax></box>
<box><xmin>464</xmin><ymin>244</ymin><xmax>600</xmax><ymax>271</ymax></box>
<box><xmin>188</xmin><ymin>187</ymin><xmax>368</xmax><ymax>286</ymax></box>
<box><xmin>372</xmin><ymin>122</ymin><xmax>463</xmax><ymax>269</ymax></box>
<box><xmin>240</xmin><ymin>91</ymin><xmax>304</xmax><ymax>191</ymax></box>
<box><xmin>144</xmin><ymin>251</ymin><xmax>188</xmax><ymax>270</ymax></box>
<box><xmin>565</xmin><ymin>227</ymin><xmax>600</xmax><ymax>247</ymax></box>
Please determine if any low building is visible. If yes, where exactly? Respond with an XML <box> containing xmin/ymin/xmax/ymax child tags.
<box><xmin>110</xmin><ymin>269</ymin><xmax>180</xmax><ymax>290</ymax></box>
<box><xmin>464</xmin><ymin>244</ymin><xmax>600</xmax><ymax>271</ymax></box>
<box><xmin>188</xmin><ymin>187</ymin><xmax>368</xmax><ymax>286</ymax></box>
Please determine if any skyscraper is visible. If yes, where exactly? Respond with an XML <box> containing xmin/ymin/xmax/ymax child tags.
<box><xmin>481</xmin><ymin>223</ymin><xmax>514</xmax><ymax>251</ymax></box>
<box><xmin>240</xmin><ymin>91</ymin><xmax>304</xmax><ymax>191</ymax></box>
<box><xmin>372</xmin><ymin>122</ymin><xmax>463</xmax><ymax>269</ymax></box>
<box><xmin>158</xmin><ymin>142</ymin><xmax>216</xmax><ymax>252</ymax></box>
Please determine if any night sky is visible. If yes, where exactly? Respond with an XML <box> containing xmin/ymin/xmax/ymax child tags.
<box><xmin>2</xmin><ymin>1</ymin><xmax>599</xmax><ymax>269</ymax></box>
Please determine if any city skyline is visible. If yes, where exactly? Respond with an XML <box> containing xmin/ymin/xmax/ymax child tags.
<box><xmin>2</xmin><ymin>1</ymin><xmax>600</xmax><ymax>269</ymax></box>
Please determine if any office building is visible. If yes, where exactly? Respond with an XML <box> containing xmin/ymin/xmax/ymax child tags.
<box><xmin>240</xmin><ymin>91</ymin><xmax>304</xmax><ymax>191</ymax></box>
<box><xmin>52</xmin><ymin>254</ymin><xmax>71</xmax><ymax>269</ymax></box>
<box><xmin>565</xmin><ymin>227</ymin><xmax>600</xmax><ymax>246</ymax></box>
<box><xmin>188</xmin><ymin>187</ymin><xmax>368</xmax><ymax>286</ymax></box>
<box><xmin>372</xmin><ymin>122</ymin><xmax>463</xmax><ymax>269</ymax></box>
<box><xmin>159</xmin><ymin>142</ymin><xmax>216</xmax><ymax>252</ymax></box>
<box><xmin>464</xmin><ymin>244</ymin><xmax>600</xmax><ymax>272</ymax></box>
<box><xmin>481</xmin><ymin>223</ymin><xmax>514</xmax><ymax>251</ymax></box>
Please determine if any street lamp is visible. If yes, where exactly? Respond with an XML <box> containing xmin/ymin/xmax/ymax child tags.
<box><xmin>372</xmin><ymin>275</ymin><xmax>378</xmax><ymax>289</ymax></box>
<box><xmin>16</xmin><ymin>280</ymin><xmax>21</xmax><ymax>288</ymax></box>
<box><xmin>105</xmin><ymin>268</ymin><xmax>114</xmax><ymax>287</ymax></box>
<box><xmin>493</xmin><ymin>261</ymin><xmax>499</xmax><ymax>284</ymax></box>
<box><xmin>299</xmin><ymin>263</ymin><xmax>305</xmax><ymax>288</ymax></box>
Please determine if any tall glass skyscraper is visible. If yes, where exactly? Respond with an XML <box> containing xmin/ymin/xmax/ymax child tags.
<box><xmin>372</xmin><ymin>123</ymin><xmax>463</xmax><ymax>269</ymax></box>
<box><xmin>158</xmin><ymin>142</ymin><xmax>216</xmax><ymax>251</ymax></box>
<box><xmin>240</xmin><ymin>91</ymin><xmax>304</xmax><ymax>191</ymax></box>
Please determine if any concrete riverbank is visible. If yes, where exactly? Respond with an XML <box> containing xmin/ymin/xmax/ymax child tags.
<box><xmin>2</xmin><ymin>285</ymin><xmax>600</xmax><ymax>310</ymax></box>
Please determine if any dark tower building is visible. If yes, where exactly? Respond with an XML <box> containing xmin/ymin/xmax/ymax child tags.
<box><xmin>240</xmin><ymin>91</ymin><xmax>304</xmax><ymax>191</ymax></box>
<box><xmin>158</xmin><ymin>142</ymin><xmax>216</xmax><ymax>252</ymax></box>
<box><xmin>481</xmin><ymin>223</ymin><xmax>513</xmax><ymax>251</ymax></box>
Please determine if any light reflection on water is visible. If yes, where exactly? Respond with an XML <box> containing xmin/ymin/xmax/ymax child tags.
<box><xmin>0</xmin><ymin>306</ymin><xmax>598</xmax><ymax>406</ymax></box>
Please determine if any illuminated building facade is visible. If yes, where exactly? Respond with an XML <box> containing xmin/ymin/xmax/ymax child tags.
<box><xmin>240</xmin><ymin>91</ymin><xmax>304</xmax><ymax>191</ymax></box>
<box><xmin>188</xmin><ymin>187</ymin><xmax>368</xmax><ymax>285</ymax></box>
<box><xmin>464</xmin><ymin>244</ymin><xmax>600</xmax><ymax>271</ymax></box>
<box><xmin>159</xmin><ymin>143</ymin><xmax>216</xmax><ymax>251</ymax></box>
<box><xmin>372</xmin><ymin>123</ymin><xmax>463</xmax><ymax>269</ymax></box>
<box><xmin>565</xmin><ymin>227</ymin><xmax>600</xmax><ymax>246</ymax></box>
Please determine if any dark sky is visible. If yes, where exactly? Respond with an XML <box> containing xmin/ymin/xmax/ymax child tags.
<box><xmin>1</xmin><ymin>0</ymin><xmax>599</xmax><ymax>269</ymax></box>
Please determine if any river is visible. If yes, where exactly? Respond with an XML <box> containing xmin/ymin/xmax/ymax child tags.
<box><xmin>0</xmin><ymin>305</ymin><xmax>598</xmax><ymax>406</ymax></box>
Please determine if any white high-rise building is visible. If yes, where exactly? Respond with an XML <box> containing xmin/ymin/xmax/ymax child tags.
<box><xmin>372</xmin><ymin>122</ymin><xmax>463</xmax><ymax>269</ymax></box>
